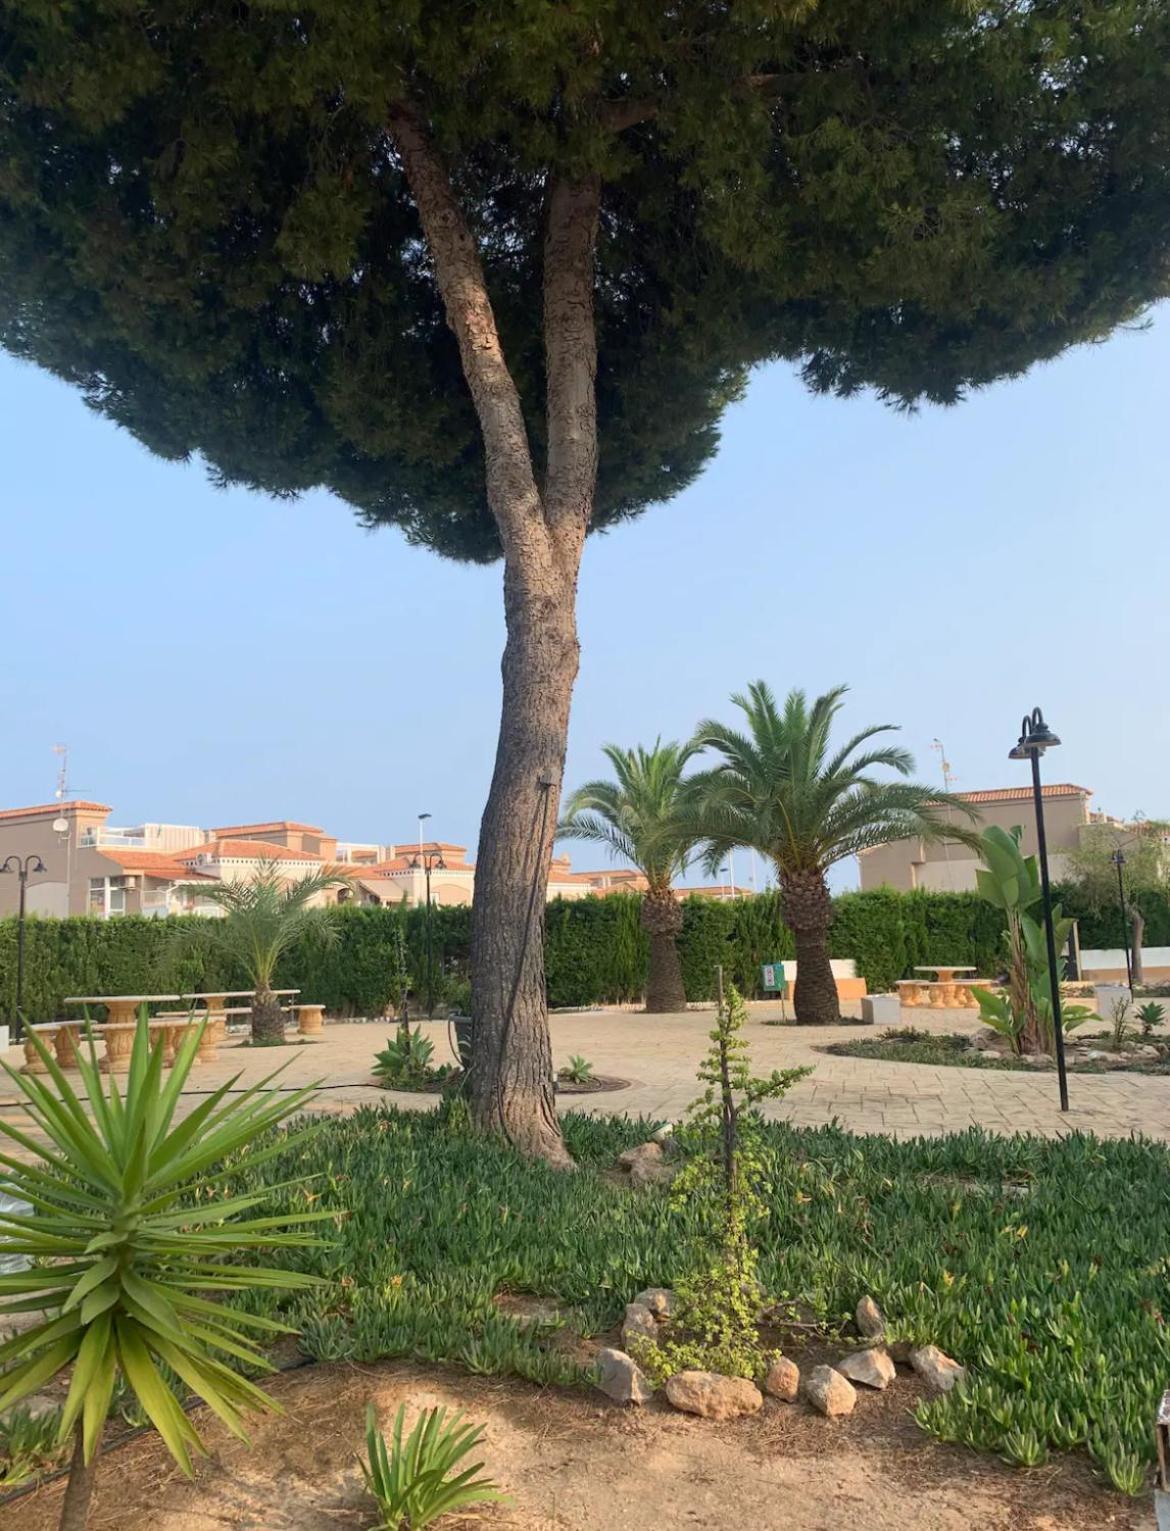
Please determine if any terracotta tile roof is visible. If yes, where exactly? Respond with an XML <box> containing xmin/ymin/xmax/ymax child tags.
<box><xmin>175</xmin><ymin>839</ymin><xmax>323</xmax><ymax>863</ymax></box>
<box><xmin>210</xmin><ymin>820</ymin><xmax>326</xmax><ymax>837</ymax></box>
<box><xmin>0</xmin><ymin>800</ymin><xmax>111</xmax><ymax>821</ymax></box>
<box><xmin>97</xmin><ymin>848</ymin><xmax>218</xmax><ymax>880</ymax></box>
<box><xmin>955</xmin><ymin>784</ymin><xmax>1091</xmax><ymax>804</ymax></box>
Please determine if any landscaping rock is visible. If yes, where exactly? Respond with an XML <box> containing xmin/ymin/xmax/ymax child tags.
<box><xmin>909</xmin><ymin>1345</ymin><xmax>967</xmax><ymax>1392</ymax></box>
<box><xmin>664</xmin><ymin>1370</ymin><xmax>763</xmax><ymax>1421</ymax></box>
<box><xmin>803</xmin><ymin>1364</ymin><xmax>856</xmax><ymax>1417</ymax></box>
<box><xmin>835</xmin><ymin>1347</ymin><xmax>896</xmax><ymax>1391</ymax></box>
<box><xmin>633</xmin><ymin>1286</ymin><xmax>676</xmax><ymax>1318</ymax></box>
<box><xmin>763</xmin><ymin>1356</ymin><xmax>800</xmax><ymax>1402</ymax></box>
<box><xmin>622</xmin><ymin>1302</ymin><xmax>659</xmax><ymax>1349</ymax></box>
<box><xmin>888</xmin><ymin>1339</ymin><xmax>915</xmax><ymax>1364</ymax></box>
<box><xmin>596</xmin><ymin>1347</ymin><xmax>655</xmax><ymax>1405</ymax></box>
<box><xmin>618</xmin><ymin>1141</ymin><xmax>677</xmax><ymax>1187</ymax></box>
<box><xmin>651</xmin><ymin>1123</ymin><xmax>675</xmax><ymax>1144</ymax></box>
<box><xmin>1022</xmin><ymin>1053</ymin><xmax>1053</xmax><ymax>1068</ymax></box>
<box><xmin>855</xmin><ymin>1295</ymin><xmax>884</xmax><ymax>1339</ymax></box>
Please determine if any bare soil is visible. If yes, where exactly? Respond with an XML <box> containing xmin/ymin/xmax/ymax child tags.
<box><xmin>2</xmin><ymin>1357</ymin><xmax>1147</xmax><ymax>1531</ymax></box>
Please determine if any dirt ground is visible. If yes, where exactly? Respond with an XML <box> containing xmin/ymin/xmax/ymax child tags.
<box><xmin>1</xmin><ymin>1357</ymin><xmax>1148</xmax><ymax>1531</ymax></box>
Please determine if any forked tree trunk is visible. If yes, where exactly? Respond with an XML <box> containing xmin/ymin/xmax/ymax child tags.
<box><xmin>59</xmin><ymin>1421</ymin><xmax>97</xmax><ymax>1531</ymax></box>
<box><xmin>780</xmin><ymin>868</ymin><xmax>840</xmax><ymax>1025</ymax></box>
<box><xmin>251</xmin><ymin>985</ymin><xmax>285</xmax><ymax>1044</ymax></box>
<box><xmin>641</xmin><ymin>891</ymin><xmax>687</xmax><ymax>1013</ymax></box>
<box><xmin>388</xmin><ymin>104</ymin><xmax>599</xmax><ymax>1164</ymax></box>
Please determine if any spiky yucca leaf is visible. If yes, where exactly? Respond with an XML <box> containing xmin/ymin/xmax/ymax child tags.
<box><xmin>361</xmin><ymin>1401</ymin><xmax>506</xmax><ymax>1530</ymax></box>
<box><xmin>0</xmin><ymin>1016</ymin><xmax>330</xmax><ymax>1471</ymax></box>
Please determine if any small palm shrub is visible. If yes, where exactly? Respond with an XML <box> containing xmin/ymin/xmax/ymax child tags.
<box><xmin>0</xmin><ymin>1016</ymin><xmax>329</xmax><ymax>1531</ymax></box>
<box><xmin>1136</xmin><ymin>1000</ymin><xmax>1166</xmax><ymax>1039</ymax></box>
<box><xmin>558</xmin><ymin>1055</ymin><xmax>594</xmax><ymax>1084</ymax></box>
<box><xmin>361</xmin><ymin>1401</ymin><xmax>505</xmax><ymax>1530</ymax></box>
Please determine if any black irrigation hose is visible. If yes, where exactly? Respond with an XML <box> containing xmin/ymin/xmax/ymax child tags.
<box><xmin>0</xmin><ymin>1353</ymin><xmax>319</xmax><ymax>1509</ymax></box>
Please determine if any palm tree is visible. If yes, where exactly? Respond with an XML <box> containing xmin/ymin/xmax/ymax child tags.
<box><xmin>172</xmin><ymin>863</ymin><xmax>351</xmax><ymax>1042</ymax></box>
<box><xmin>558</xmin><ymin>741</ymin><xmax>700</xmax><ymax>1012</ymax></box>
<box><xmin>687</xmin><ymin>683</ymin><xmax>976</xmax><ymax>1025</ymax></box>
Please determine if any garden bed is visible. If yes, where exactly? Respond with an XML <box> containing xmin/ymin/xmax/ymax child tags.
<box><xmin>370</xmin><ymin>1070</ymin><xmax>631</xmax><ymax>1095</ymax></box>
<box><xmin>1</xmin><ymin>1358</ymin><xmax>1147</xmax><ymax>1531</ymax></box>
<box><xmin>180</xmin><ymin>1106</ymin><xmax>1170</xmax><ymax>1496</ymax></box>
<box><xmin>823</xmin><ymin>1028</ymin><xmax>1170</xmax><ymax>1074</ymax></box>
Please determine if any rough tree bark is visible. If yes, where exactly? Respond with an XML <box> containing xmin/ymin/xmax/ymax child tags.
<box><xmin>780</xmin><ymin>868</ymin><xmax>841</xmax><ymax>1025</ymax></box>
<box><xmin>251</xmin><ymin>984</ymin><xmax>285</xmax><ymax>1045</ymax></box>
<box><xmin>1130</xmin><ymin>903</ymin><xmax>1145</xmax><ymax>987</ymax></box>
<box><xmin>642</xmin><ymin>891</ymin><xmax>688</xmax><ymax>1013</ymax></box>
<box><xmin>388</xmin><ymin>105</ymin><xmax>600</xmax><ymax>1164</ymax></box>
<box><xmin>59</xmin><ymin>1421</ymin><xmax>97</xmax><ymax>1531</ymax></box>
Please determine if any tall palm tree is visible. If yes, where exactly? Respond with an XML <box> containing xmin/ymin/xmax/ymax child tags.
<box><xmin>558</xmin><ymin>741</ymin><xmax>700</xmax><ymax>1012</ymax></box>
<box><xmin>172</xmin><ymin>863</ymin><xmax>350</xmax><ymax>1042</ymax></box>
<box><xmin>687</xmin><ymin>683</ymin><xmax>976</xmax><ymax>1025</ymax></box>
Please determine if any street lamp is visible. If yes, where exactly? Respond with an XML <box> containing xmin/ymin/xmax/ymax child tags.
<box><xmin>1110</xmin><ymin>847</ymin><xmax>1134</xmax><ymax>996</ymax></box>
<box><xmin>1008</xmin><ymin>707</ymin><xmax>1069</xmax><ymax>1112</ymax></box>
<box><xmin>409</xmin><ymin>847</ymin><xmax>446</xmax><ymax>1017</ymax></box>
<box><xmin>1</xmin><ymin>853</ymin><xmax>47</xmax><ymax>1042</ymax></box>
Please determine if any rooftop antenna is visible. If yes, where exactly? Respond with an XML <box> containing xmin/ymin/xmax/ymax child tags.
<box><xmin>931</xmin><ymin>738</ymin><xmax>956</xmax><ymax>889</ymax></box>
<box><xmin>52</xmin><ymin>744</ymin><xmax>71</xmax><ymax>801</ymax></box>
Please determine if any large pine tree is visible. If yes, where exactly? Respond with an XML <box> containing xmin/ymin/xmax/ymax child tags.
<box><xmin>2</xmin><ymin>1</ymin><xmax>1167</xmax><ymax>1162</ymax></box>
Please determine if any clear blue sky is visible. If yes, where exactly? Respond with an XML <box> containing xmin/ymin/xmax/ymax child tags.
<box><xmin>2</xmin><ymin>309</ymin><xmax>1168</xmax><ymax>889</ymax></box>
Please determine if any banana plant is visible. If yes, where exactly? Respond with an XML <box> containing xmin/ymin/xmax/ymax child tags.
<box><xmin>0</xmin><ymin>1015</ymin><xmax>331</xmax><ymax>1531</ymax></box>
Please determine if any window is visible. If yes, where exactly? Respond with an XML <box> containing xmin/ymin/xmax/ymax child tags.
<box><xmin>88</xmin><ymin>878</ymin><xmax>105</xmax><ymax>914</ymax></box>
<box><xmin>108</xmin><ymin>876</ymin><xmax>127</xmax><ymax>916</ymax></box>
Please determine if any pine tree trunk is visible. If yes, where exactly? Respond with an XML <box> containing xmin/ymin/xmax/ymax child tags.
<box><xmin>780</xmin><ymin>869</ymin><xmax>840</xmax><ymax>1024</ymax></box>
<box><xmin>468</xmin><ymin>561</ymin><xmax>580</xmax><ymax>1166</ymax></box>
<box><xmin>58</xmin><ymin>1421</ymin><xmax>97</xmax><ymax>1531</ymax></box>
<box><xmin>251</xmin><ymin>985</ymin><xmax>285</xmax><ymax>1044</ymax></box>
<box><xmin>641</xmin><ymin>892</ymin><xmax>687</xmax><ymax>1012</ymax></box>
<box><xmin>387</xmin><ymin>106</ymin><xmax>599</xmax><ymax>1166</ymax></box>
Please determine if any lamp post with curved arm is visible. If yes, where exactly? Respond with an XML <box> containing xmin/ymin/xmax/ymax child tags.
<box><xmin>1008</xmin><ymin>708</ymin><xmax>1068</xmax><ymax>1112</ymax></box>
<box><xmin>1</xmin><ymin>853</ymin><xmax>47</xmax><ymax>1042</ymax></box>
<box><xmin>409</xmin><ymin>848</ymin><xmax>446</xmax><ymax>1017</ymax></box>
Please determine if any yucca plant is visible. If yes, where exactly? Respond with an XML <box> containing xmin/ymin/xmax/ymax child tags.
<box><xmin>361</xmin><ymin>1401</ymin><xmax>505</xmax><ymax>1530</ymax></box>
<box><xmin>0</xmin><ymin>1016</ymin><xmax>330</xmax><ymax>1531</ymax></box>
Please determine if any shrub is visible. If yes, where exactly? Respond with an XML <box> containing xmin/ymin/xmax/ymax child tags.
<box><xmin>0</xmin><ymin>1016</ymin><xmax>329</xmax><ymax>1530</ymax></box>
<box><xmin>361</xmin><ymin>1401</ymin><xmax>505</xmax><ymax>1530</ymax></box>
<box><xmin>557</xmin><ymin>1055</ymin><xmax>594</xmax><ymax>1084</ymax></box>
<box><xmin>372</xmin><ymin>1029</ymin><xmax>451</xmax><ymax>1090</ymax></box>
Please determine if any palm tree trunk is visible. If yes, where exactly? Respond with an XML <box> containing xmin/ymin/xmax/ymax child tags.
<box><xmin>1130</xmin><ymin>903</ymin><xmax>1145</xmax><ymax>987</ymax></box>
<box><xmin>641</xmin><ymin>891</ymin><xmax>687</xmax><ymax>1012</ymax></box>
<box><xmin>58</xmin><ymin>1421</ymin><xmax>97</xmax><ymax>1531</ymax></box>
<box><xmin>780</xmin><ymin>869</ymin><xmax>840</xmax><ymax>1024</ymax></box>
<box><xmin>251</xmin><ymin>985</ymin><xmax>286</xmax><ymax>1044</ymax></box>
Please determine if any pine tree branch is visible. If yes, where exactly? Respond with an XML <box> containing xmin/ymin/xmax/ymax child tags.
<box><xmin>387</xmin><ymin>99</ymin><xmax>548</xmax><ymax>565</ymax></box>
<box><xmin>543</xmin><ymin>175</ymin><xmax>600</xmax><ymax>540</ymax></box>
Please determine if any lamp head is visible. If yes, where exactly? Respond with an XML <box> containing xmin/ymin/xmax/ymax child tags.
<box><xmin>435</xmin><ymin>856</ymin><xmax>447</xmax><ymax>871</ymax></box>
<box><xmin>1009</xmin><ymin>707</ymin><xmax>1061</xmax><ymax>759</ymax></box>
<box><xmin>31</xmin><ymin>857</ymin><xmax>46</xmax><ymax>874</ymax></box>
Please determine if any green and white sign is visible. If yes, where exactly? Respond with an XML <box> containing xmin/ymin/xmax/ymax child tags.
<box><xmin>760</xmin><ymin>961</ymin><xmax>786</xmax><ymax>992</ymax></box>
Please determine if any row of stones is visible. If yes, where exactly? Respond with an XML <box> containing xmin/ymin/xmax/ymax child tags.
<box><xmin>597</xmin><ymin>1292</ymin><xmax>967</xmax><ymax>1420</ymax></box>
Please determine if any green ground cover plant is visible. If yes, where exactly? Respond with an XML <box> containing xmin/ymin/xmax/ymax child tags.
<box><xmin>218</xmin><ymin>1106</ymin><xmax>1170</xmax><ymax>1494</ymax></box>
<box><xmin>825</xmin><ymin>1028</ymin><xmax>1170</xmax><ymax>1075</ymax></box>
<box><xmin>361</xmin><ymin>1402</ymin><xmax>505</xmax><ymax>1530</ymax></box>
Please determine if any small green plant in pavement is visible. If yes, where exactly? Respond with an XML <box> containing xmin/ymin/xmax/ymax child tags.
<box><xmin>0</xmin><ymin>1015</ymin><xmax>329</xmax><ymax>1531</ymax></box>
<box><xmin>361</xmin><ymin>1401</ymin><xmax>505</xmax><ymax>1530</ymax></box>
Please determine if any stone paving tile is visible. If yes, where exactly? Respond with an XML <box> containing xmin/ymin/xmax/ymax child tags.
<box><xmin>1</xmin><ymin>1001</ymin><xmax>1168</xmax><ymax>1148</ymax></box>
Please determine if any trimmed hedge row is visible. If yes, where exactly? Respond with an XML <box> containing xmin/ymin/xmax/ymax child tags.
<box><xmin>1</xmin><ymin>883</ymin><xmax>1163</xmax><ymax>1022</ymax></box>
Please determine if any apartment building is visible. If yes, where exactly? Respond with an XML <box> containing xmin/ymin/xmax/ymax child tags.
<box><xmin>856</xmin><ymin>783</ymin><xmax>1109</xmax><ymax>892</ymax></box>
<box><xmin>1</xmin><ymin>800</ymin><xmax>734</xmax><ymax>918</ymax></box>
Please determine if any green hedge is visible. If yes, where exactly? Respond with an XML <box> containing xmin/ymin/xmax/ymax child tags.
<box><xmin>6</xmin><ymin>885</ymin><xmax>1167</xmax><ymax>1022</ymax></box>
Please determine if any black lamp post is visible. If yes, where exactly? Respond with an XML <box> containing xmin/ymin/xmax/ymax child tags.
<box><xmin>409</xmin><ymin>848</ymin><xmax>446</xmax><ymax>1017</ymax></box>
<box><xmin>1008</xmin><ymin>708</ymin><xmax>1069</xmax><ymax>1112</ymax></box>
<box><xmin>1110</xmin><ymin>847</ymin><xmax>1134</xmax><ymax>996</ymax></box>
<box><xmin>1</xmin><ymin>853</ymin><xmax>47</xmax><ymax>1043</ymax></box>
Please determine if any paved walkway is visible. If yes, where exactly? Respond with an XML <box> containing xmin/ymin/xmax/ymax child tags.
<box><xmin>3</xmin><ymin>1004</ymin><xmax>1168</xmax><ymax>1146</ymax></box>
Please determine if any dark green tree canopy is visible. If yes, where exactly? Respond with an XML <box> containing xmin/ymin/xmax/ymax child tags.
<box><xmin>2</xmin><ymin>0</ymin><xmax>1167</xmax><ymax>560</ymax></box>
